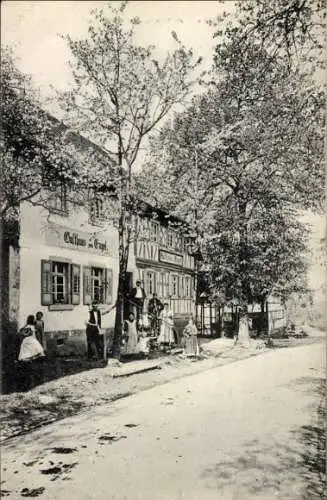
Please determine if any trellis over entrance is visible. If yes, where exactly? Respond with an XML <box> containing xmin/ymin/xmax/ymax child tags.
<box><xmin>195</xmin><ymin>296</ymin><xmax>225</xmax><ymax>338</ymax></box>
<box><xmin>196</xmin><ymin>298</ymin><xmax>286</xmax><ymax>338</ymax></box>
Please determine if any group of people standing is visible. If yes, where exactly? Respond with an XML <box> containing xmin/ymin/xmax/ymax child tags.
<box><xmin>122</xmin><ymin>280</ymin><xmax>176</xmax><ymax>356</ymax></box>
<box><xmin>15</xmin><ymin>281</ymin><xmax>199</xmax><ymax>388</ymax></box>
<box><xmin>121</xmin><ymin>281</ymin><xmax>200</xmax><ymax>358</ymax></box>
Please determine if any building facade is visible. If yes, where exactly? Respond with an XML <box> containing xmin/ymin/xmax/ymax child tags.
<box><xmin>4</xmin><ymin>188</ymin><xmax>197</xmax><ymax>357</ymax></box>
<box><xmin>133</xmin><ymin>212</ymin><xmax>196</xmax><ymax>333</ymax></box>
<box><xmin>17</xmin><ymin>187</ymin><xmax>125</xmax><ymax>356</ymax></box>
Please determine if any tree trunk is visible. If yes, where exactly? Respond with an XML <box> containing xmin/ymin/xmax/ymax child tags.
<box><xmin>111</xmin><ymin>210</ymin><xmax>130</xmax><ymax>359</ymax></box>
<box><xmin>235</xmin><ymin>304</ymin><xmax>250</xmax><ymax>347</ymax></box>
<box><xmin>259</xmin><ymin>297</ymin><xmax>266</xmax><ymax>335</ymax></box>
<box><xmin>112</xmin><ymin>274</ymin><xmax>125</xmax><ymax>359</ymax></box>
<box><xmin>235</xmin><ymin>198</ymin><xmax>251</xmax><ymax>346</ymax></box>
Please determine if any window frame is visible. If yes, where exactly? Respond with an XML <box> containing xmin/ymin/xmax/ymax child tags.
<box><xmin>151</xmin><ymin>221</ymin><xmax>159</xmax><ymax>243</ymax></box>
<box><xmin>167</xmin><ymin>230</ymin><xmax>174</xmax><ymax>248</ymax></box>
<box><xmin>47</xmin><ymin>181</ymin><xmax>68</xmax><ymax>215</ymax></box>
<box><xmin>184</xmin><ymin>275</ymin><xmax>193</xmax><ymax>299</ymax></box>
<box><xmin>145</xmin><ymin>270</ymin><xmax>156</xmax><ymax>296</ymax></box>
<box><xmin>89</xmin><ymin>196</ymin><xmax>105</xmax><ymax>224</ymax></box>
<box><xmin>52</xmin><ymin>261</ymin><xmax>70</xmax><ymax>305</ymax></box>
<box><xmin>170</xmin><ymin>274</ymin><xmax>179</xmax><ymax>298</ymax></box>
<box><xmin>83</xmin><ymin>265</ymin><xmax>113</xmax><ymax>306</ymax></box>
<box><xmin>91</xmin><ymin>266</ymin><xmax>106</xmax><ymax>304</ymax></box>
<box><xmin>41</xmin><ymin>259</ymin><xmax>79</xmax><ymax>310</ymax></box>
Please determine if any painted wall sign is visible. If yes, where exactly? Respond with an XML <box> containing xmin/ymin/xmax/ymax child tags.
<box><xmin>159</xmin><ymin>250</ymin><xmax>183</xmax><ymax>266</ymax></box>
<box><xmin>45</xmin><ymin>224</ymin><xmax>117</xmax><ymax>257</ymax></box>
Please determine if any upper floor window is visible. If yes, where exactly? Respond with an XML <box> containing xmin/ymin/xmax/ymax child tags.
<box><xmin>151</xmin><ymin>221</ymin><xmax>159</xmax><ymax>242</ymax></box>
<box><xmin>175</xmin><ymin>234</ymin><xmax>183</xmax><ymax>252</ymax></box>
<box><xmin>89</xmin><ymin>197</ymin><xmax>104</xmax><ymax>222</ymax></box>
<box><xmin>47</xmin><ymin>181</ymin><xmax>68</xmax><ymax>214</ymax></box>
<box><xmin>184</xmin><ymin>238</ymin><xmax>189</xmax><ymax>253</ymax></box>
<box><xmin>167</xmin><ymin>231</ymin><xmax>174</xmax><ymax>248</ymax></box>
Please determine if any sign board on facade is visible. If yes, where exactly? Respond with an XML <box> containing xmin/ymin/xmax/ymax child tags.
<box><xmin>159</xmin><ymin>250</ymin><xmax>183</xmax><ymax>266</ymax></box>
<box><xmin>45</xmin><ymin>223</ymin><xmax>117</xmax><ymax>257</ymax></box>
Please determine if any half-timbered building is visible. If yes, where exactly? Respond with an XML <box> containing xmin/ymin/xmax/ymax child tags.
<box><xmin>130</xmin><ymin>205</ymin><xmax>197</xmax><ymax>335</ymax></box>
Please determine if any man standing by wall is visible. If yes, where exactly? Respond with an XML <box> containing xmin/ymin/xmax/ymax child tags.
<box><xmin>130</xmin><ymin>280</ymin><xmax>146</xmax><ymax>323</ymax></box>
<box><xmin>85</xmin><ymin>301</ymin><xmax>116</xmax><ymax>360</ymax></box>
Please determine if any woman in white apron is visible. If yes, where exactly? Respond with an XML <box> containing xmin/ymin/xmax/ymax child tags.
<box><xmin>18</xmin><ymin>315</ymin><xmax>45</xmax><ymax>362</ymax></box>
<box><xmin>122</xmin><ymin>312</ymin><xmax>139</xmax><ymax>355</ymax></box>
<box><xmin>17</xmin><ymin>315</ymin><xmax>45</xmax><ymax>391</ymax></box>
<box><xmin>157</xmin><ymin>303</ymin><xmax>174</xmax><ymax>350</ymax></box>
<box><xmin>137</xmin><ymin>313</ymin><xmax>151</xmax><ymax>357</ymax></box>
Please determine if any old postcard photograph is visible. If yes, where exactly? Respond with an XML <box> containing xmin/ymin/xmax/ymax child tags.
<box><xmin>1</xmin><ymin>1</ymin><xmax>326</xmax><ymax>499</ymax></box>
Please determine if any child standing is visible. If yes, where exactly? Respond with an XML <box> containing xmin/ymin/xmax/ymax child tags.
<box><xmin>137</xmin><ymin>326</ymin><xmax>150</xmax><ymax>358</ymax></box>
<box><xmin>35</xmin><ymin>311</ymin><xmax>46</xmax><ymax>352</ymax></box>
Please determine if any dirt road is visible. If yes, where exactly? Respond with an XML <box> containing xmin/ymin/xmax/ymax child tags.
<box><xmin>1</xmin><ymin>341</ymin><xmax>325</xmax><ymax>500</ymax></box>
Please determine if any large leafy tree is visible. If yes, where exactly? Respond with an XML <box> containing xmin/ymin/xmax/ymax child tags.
<box><xmin>0</xmin><ymin>48</ymin><xmax>85</xmax><ymax>227</ymax></box>
<box><xmin>59</xmin><ymin>1</ymin><xmax>200</xmax><ymax>356</ymax></box>
<box><xmin>1</xmin><ymin>49</ymin><xmax>93</xmax><ymax>390</ymax></box>
<box><xmin>138</xmin><ymin>10</ymin><xmax>324</xmax><ymax>342</ymax></box>
<box><xmin>211</xmin><ymin>0</ymin><xmax>326</xmax><ymax>69</ymax></box>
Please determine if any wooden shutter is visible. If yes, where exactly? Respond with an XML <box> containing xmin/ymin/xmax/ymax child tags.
<box><xmin>83</xmin><ymin>266</ymin><xmax>92</xmax><ymax>305</ymax></box>
<box><xmin>105</xmin><ymin>268</ymin><xmax>113</xmax><ymax>304</ymax></box>
<box><xmin>155</xmin><ymin>271</ymin><xmax>160</xmax><ymax>297</ymax></box>
<box><xmin>71</xmin><ymin>264</ymin><xmax>81</xmax><ymax>305</ymax></box>
<box><xmin>41</xmin><ymin>260</ymin><xmax>53</xmax><ymax>305</ymax></box>
<box><xmin>138</xmin><ymin>269</ymin><xmax>144</xmax><ymax>288</ymax></box>
<box><xmin>169</xmin><ymin>274</ymin><xmax>173</xmax><ymax>297</ymax></box>
<box><xmin>180</xmin><ymin>275</ymin><xmax>185</xmax><ymax>298</ymax></box>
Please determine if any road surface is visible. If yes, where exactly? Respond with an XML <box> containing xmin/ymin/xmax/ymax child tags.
<box><xmin>2</xmin><ymin>341</ymin><xmax>326</xmax><ymax>500</ymax></box>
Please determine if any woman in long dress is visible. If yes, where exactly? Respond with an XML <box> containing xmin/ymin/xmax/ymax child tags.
<box><xmin>17</xmin><ymin>315</ymin><xmax>45</xmax><ymax>391</ymax></box>
<box><xmin>182</xmin><ymin>316</ymin><xmax>200</xmax><ymax>357</ymax></box>
<box><xmin>157</xmin><ymin>303</ymin><xmax>174</xmax><ymax>350</ymax></box>
<box><xmin>18</xmin><ymin>315</ymin><xmax>45</xmax><ymax>362</ymax></box>
<box><xmin>122</xmin><ymin>312</ymin><xmax>139</xmax><ymax>355</ymax></box>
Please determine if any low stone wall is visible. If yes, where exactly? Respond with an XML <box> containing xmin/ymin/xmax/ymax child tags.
<box><xmin>44</xmin><ymin>317</ymin><xmax>190</xmax><ymax>357</ymax></box>
<box><xmin>45</xmin><ymin>328</ymin><xmax>115</xmax><ymax>357</ymax></box>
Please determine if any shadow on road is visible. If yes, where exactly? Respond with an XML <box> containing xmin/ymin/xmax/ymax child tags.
<box><xmin>201</xmin><ymin>377</ymin><xmax>326</xmax><ymax>499</ymax></box>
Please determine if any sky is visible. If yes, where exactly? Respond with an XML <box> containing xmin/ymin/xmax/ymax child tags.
<box><xmin>2</xmin><ymin>0</ymin><xmax>236</xmax><ymax>98</ymax></box>
<box><xmin>1</xmin><ymin>0</ymin><xmax>236</xmax><ymax>163</ymax></box>
<box><xmin>2</xmin><ymin>0</ymin><xmax>325</xmax><ymax>294</ymax></box>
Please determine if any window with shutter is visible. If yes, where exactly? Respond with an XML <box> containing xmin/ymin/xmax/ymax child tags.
<box><xmin>138</xmin><ymin>269</ymin><xmax>145</xmax><ymax>288</ymax></box>
<box><xmin>71</xmin><ymin>264</ymin><xmax>81</xmax><ymax>305</ymax></box>
<box><xmin>163</xmin><ymin>272</ymin><xmax>169</xmax><ymax>298</ymax></box>
<box><xmin>170</xmin><ymin>274</ymin><xmax>179</xmax><ymax>297</ymax></box>
<box><xmin>83</xmin><ymin>266</ymin><xmax>92</xmax><ymax>305</ymax></box>
<box><xmin>91</xmin><ymin>267</ymin><xmax>105</xmax><ymax>304</ymax></box>
<box><xmin>105</xmin><ymin>268</ymin><xmax>113</xmax><ymax>304</ymax></box>
<box><xmin>156</xmin><ymin>271</ymin><xmax>163</xmax><ymax>299</ymax></box>
<box><xmin>52</xmin><ymin>262</ymin><xmax>70</xmax><ymax>304</ymax></box>
<box><xmin>180</xmin><ymin>275</ymin><xmax>185</xmax><ymax>298</ymax></box>
<box><xmin>41</xmin><ymin>260</ymin><xmax>53</xmax><ymax>305</ymax></box>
